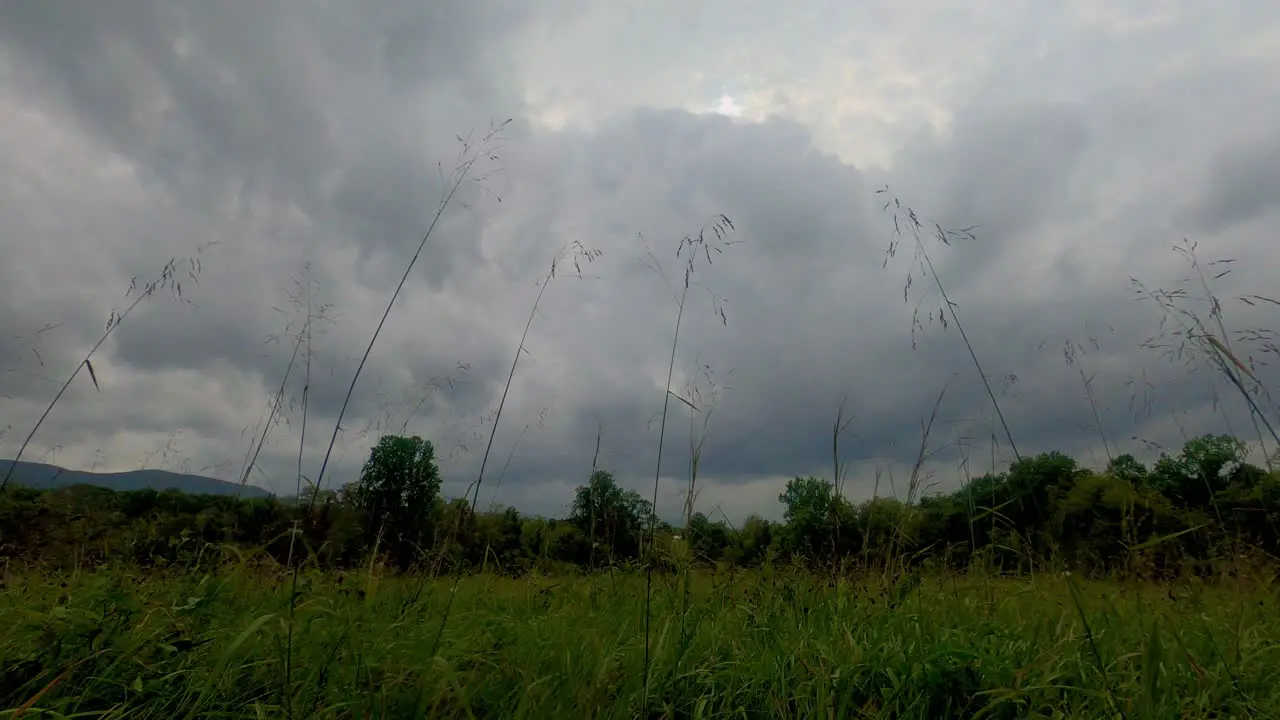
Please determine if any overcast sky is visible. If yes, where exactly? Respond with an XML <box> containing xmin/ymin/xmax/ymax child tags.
<box><xmin>3</xmin><ymin>0</ymin><xmax>1279</xmax><ymax>522</ymax></box>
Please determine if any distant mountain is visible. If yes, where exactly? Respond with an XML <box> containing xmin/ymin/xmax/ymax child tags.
<box><xmin>0</xmin><ymin>460</ymin><xmax>273</xmax><ymax>498</ymax></box>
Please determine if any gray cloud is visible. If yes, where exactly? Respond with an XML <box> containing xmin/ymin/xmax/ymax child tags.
<box><xmin>1192</xmin><ymin>137</ymin><xmax>1280</xmax><ymax>236</ymax></box>
<box><xmin>2</xmin><ymin>0</ymin><xmax>1279</xmax><ymax>521</ymax></box>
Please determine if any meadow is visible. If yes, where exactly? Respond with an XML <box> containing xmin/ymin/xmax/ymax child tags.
<box><xmin>3</xmin><ymin>560</ymin><xmax>1280</xmax><ymax>719</ymax></box>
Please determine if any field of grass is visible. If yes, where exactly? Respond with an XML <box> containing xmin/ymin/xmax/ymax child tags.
<box><xmin>3</xmin><ymin>564</ymin><xmax>1279</xmax><ymax>719</ymax></box>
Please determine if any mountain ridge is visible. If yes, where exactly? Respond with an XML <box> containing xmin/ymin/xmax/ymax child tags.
<box><xmin>0</xmin><ymin>459</ymin><xmax>273</xmax><ymax>498</ymax></box>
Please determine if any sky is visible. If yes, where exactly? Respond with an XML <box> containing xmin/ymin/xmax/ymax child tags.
<box><xmin>2</xmin><ymin>0</ymin><xmax>1279</xmax><ymax>523</ymax></box>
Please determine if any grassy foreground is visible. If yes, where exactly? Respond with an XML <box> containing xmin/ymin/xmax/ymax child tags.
<box><xmin>2</xmin><ymin>565</ymin><xmax>1278</xmax><ymax>719</ymax></box>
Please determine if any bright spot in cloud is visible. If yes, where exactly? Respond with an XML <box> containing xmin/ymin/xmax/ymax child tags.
<box><xmin>711</xmin><ymin>94</ymin><xmax>743</xmax><ymax>117</ymax></box>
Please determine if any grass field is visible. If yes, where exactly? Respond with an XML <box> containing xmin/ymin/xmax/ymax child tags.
<box><xmin>3</xmin><ymin>564</ymin><xmax>1278</xmax><ymax>719</ymax></box>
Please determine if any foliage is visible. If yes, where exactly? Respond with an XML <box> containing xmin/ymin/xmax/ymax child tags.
<box><xmin>1</xmin><ymin>432</ymin><xmax>1278</xmax><ymax>580</ymax></box>
<box><xmin>569</xmin><ymin>470</ymin><xmax>652</xmax><ymax>564</ymax></box>
<box><xmin>347</xmin><ymin>434</ymin><xmax>442</xmax><ymax>569</ymax></box>
<box><xmin>1149</xmin><ymin>434</ymin><xmax>1251</xmax><ymax>508</ymax></box>
<box><xmin>778</xmin><ymin>476</ymin><xmax>843</xmax><ymax>559</ymax></box>
<box><xmin>3</xmin><ymin>566</ymin><xmax>1280</xmax><ymax>718</ymax></box>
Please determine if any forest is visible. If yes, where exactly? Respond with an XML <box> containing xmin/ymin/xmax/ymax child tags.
<box><xmin>4</xmin><ymin>430</ymin><xmax>1278</xmax><ymax>579</ymax></box>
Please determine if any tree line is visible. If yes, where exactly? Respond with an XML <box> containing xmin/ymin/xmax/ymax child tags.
<box><xmin>1</xmin><ymin>432</ymin><xmax>1276</xmax><ymax>578</ymax></box>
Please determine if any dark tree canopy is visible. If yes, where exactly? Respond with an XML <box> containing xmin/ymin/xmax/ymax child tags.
<box><xmin>569</xmin><ymin>470</ymin><xmax>652</xmax><ymax>563</ymax></box>
<box><xmin>348</xmin><ymin>434</ymin><xmax>442</xmax><ymax>569</ymax></box>
<box><xmin>1</xmin><ymin>432</ymin><xmax>1277</xmax><ymax>579</ymax></box>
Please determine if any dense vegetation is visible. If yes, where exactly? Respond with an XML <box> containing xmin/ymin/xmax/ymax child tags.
<box><xmin>3</xmin><ymin>431</ymin><xmax>1280</xmax><ymax>717</ymax></box>
<box><xmin>5</xmin><ymin>567</ymin><xmax>1279</xmax><ymax>718</ymax></box>
<box><xmin>3</xmin><ymin>432</ymin><xmax>1276</xmax><ymax>579</ymax></box>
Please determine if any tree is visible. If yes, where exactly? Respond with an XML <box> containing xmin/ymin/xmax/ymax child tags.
<box><xmin>1005</xmin><ymin>452</ymin><xmax>1081</xmax><ymax>526</ymax></box>
<box><xmin>1182</xmin><ymin>434</ymin><xmax>1249</xmax><ymax>488</ymax></box>
<box><xmin>687</xmin><ymin>511</ymin><xmax>730</xmax><ymax>562</ymax></box>
<box><xmin>569</xmin><ymin>470</ymin><xmax>651</xmax><ymax>561</ymax></box>
<box><xmin>726</xmin><ymin>514</ymin><xmax>775</xmax><ymax>566</ymax></box>
<box><xmin>1151</xmin><ymin>434</ymin><xmax>1249</xmax><ymax>508</ymax></box>
<box><xmin>347</xmin><ymin>434</ymin><xmax>442</xmax><ymax>569</ymax></box>
<box><xmin>778</xmin><ymin>476</ymin><xmax>854</xmax><ymax>561</ymax></box>
<box><xmin>1107</xmin><ymin>454</ymin><xmax>1148</xmax><ymax>486</ymax></box>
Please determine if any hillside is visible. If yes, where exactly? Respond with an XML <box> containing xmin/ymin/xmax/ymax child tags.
<box><xmin>0</xmin><ymin>460</ymin><xmax>272</xmax><ymax>498</ymax></box>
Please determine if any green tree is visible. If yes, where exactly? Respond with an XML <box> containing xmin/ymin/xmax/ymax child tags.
<box><xmin>472</xmin><ymin>506</ymin><xmax>527</xmax><ymax>574</ymax></box>
<box><xmin>569</xmin><ymin>470</ymin><xmax>651</xmax><ymax>562</ymax></box>
<box><xmin>1107</xmin><ymin>454</ymin><xmax>1148</xmax><ymax>486</ymax></box>
<box><xmin>1182</xmin><ymin>434</ymin><xmax>1250</xmax><ymax>487</ymax></box>
<box><xmin>687</xmin><ymin>511</ymin><xmax>730</xmax><ymax>563</ymax></box>
<box><xmin>726</xmin><ymin>514</ymin><xmax>775</xmax><ymax>566</ymax></box>
<box><xmin>1006</xmin><ymin>452</ymin><xmax>1082</xmax><ymax>528</ymax></box>
<box><xmin>1151</xmin><ymin>434</ymin><xmax>1249</xmax><ymax>508</ymax></box>
<box><xmin>347</xmin><ymin>434</ymin><xmax>442</xmax><ymax>569</ymax></box>
<box><xmin>779</xmin><ymin>476</ymin><xmax>855</xmax><ymax>561</ymax></box>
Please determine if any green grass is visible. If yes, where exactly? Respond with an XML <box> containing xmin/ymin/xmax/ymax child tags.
<box><xmin>2</xmin><ymin>564</ymin><xmax>1278</xmax><ymax>718</ymax></box>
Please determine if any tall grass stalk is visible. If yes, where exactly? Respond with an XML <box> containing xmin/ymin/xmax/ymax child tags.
<box><xmin>587</xmin><ymin>421</ymin><xmax>606</xmax><ymax>603</ymax></box>
<box><xmin>677</xmin><ymin>361</ymin><xmax>725</xmax><ymax>655</ymax></box>
<box><xmin>236</xmin><ymin>269</ymin><xmax>332</xmax><ymax>500</ymax></box>
<box><xmin>306</xmin><ymin>119</ymin><xmax>510</xmax><ymax>515</ymax></box>
<box><xmin>0</xmin><ymin>245</ymin><xmax>213</xmax><ymax>492</ymax></box>
<box><xmin>487</xmin><ymin>419</ymin><xmax>535</xmax><ymax>512</ymax></box>
<box><xmin>640</xmin><ymin>214</ymin><xmax>735</xmax><ymax>705</ymax></box>
<box><xmin>288</xmin><ymin>122</ymin><xmax>508</xmax><ymax>713</ymax></box>
<box><xmin>282</xmin><ymin>265</ymin><xmax>325</xmax><ymax>718</ymax></box>
<box><xmin>1133</xmin><ymin>241</ymin><xmax>1279</xmax><ymax>465</ymax></box>
<box><xmin>1063</xmin><ymin>338</ymin><xmax>1116</xmax><ymax>464</ymax></box>
<box><xmin>877</xmin><ymin>188</ymin><xmax>1021</xmax><ymax>462</ymax></box>
<box><xmin>831</xmin><ymin>397</ymin><xmax>856</xmax><ymax>555</ymax></box>
<box><xmin>429</xmin><ymin>240</ymin><xmax>601</xmax><ymax>656</ymax></box>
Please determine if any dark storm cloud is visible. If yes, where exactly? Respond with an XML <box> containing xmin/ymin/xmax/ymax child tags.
<box><xmin>2</xmin><ymin>1</ymin><xmax>1279</xmax><ymax>520</ymax></box>
<box><xmin>0</xmin><ymin>0</ymin><xmax>525</xmax><ymax>181</ymax></box>
<box><xmin>0</xmin><ymin>0</ymin><xmax>536</xmax><ymax>491</ymax></box>
<box><xmin>0</xmin><ymin>6</ymin><xmax>523</xmax><ymax>361</ymax></box>
<box><xmin>477</xmin><ymin>82</ymin><xmax>1280</xmax><ymax>507</ymax></box>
